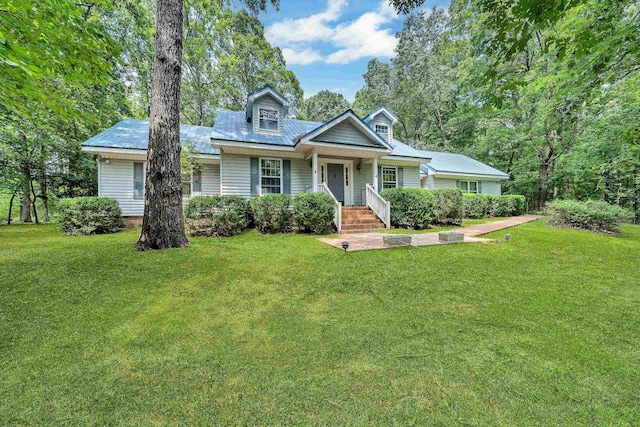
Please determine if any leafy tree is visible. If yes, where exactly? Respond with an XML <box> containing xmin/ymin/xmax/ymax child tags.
<box><xmin>300</xmin><ymin>91</ymin><xmax>350</xmax><ymax>122</ymax></box>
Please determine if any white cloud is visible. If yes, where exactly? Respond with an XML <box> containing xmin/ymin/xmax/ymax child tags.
<box><xmin>265</xmin><ymin>0</ymin><xmax>399</xmax><ymax>66</ymax></box>
<box><xmin>282</xmin><ymin>48</ymin><xmax>324</xmax><ymax>65</ymax></box>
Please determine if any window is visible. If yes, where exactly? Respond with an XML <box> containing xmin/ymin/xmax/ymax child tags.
<box><xmin>259</xmin><ymin>108</ymin><xmax>279</xmax><ymax>131</ymax></box>
<box><xmin>260</xmin><ymin>158</ymin><xmax>282</xmax><ymax>194</ymax></box>
<box><xmin>459</xmin><ymin>180</ymin><xmax>479</xmax><ymax>194</ymax></box>
<box><xmin>382</xmin><ymin>166</ymin><xmax>397</xmax><ymax>189</ymax></box>
<box><xmin>133</xmin><ymin>162</ymin><xmax>144</xmax><ymax>199</ymax></box>
<box><xmin>375</xmin><ymin>124</ymin><xmax>388</xmax><ymax>138</ymax></box>
<box><xmin>192</xmin><ymin>170</ymin><xmax>202</xmax><ymax>194</ymax></box>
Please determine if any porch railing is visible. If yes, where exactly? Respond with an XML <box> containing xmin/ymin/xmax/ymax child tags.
<box><xmin>365</xmin><ymin>183</ymin><xmax>390</xmax><ymax>229</ymax></box>
<box><xmin>317</xmin><ymin>183</ymin><xmax>342</xmax><ymax>233</ymax></box>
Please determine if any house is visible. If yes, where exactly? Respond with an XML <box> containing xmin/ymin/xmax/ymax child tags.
<box><xmin>419</xmin><ymin>151</ymin><xmax>509</xmax><ymax>195</ymax></box>
<box><xmin>81</xmin><ymin>86</ymin><xmax>507</xmax><ymax>232</ymax></box>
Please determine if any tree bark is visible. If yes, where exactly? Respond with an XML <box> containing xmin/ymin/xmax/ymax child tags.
<box><xmin>7</xmin><ymin>193</ymin><xmax>15</xmax><ymax>225</ymax></box>
<box><xmin>20</xmin><ymin>194</ymin><xmax>32</xmax><ymax>223</ymax></box>
<box><xmin>136</xmin><ymin>0</ymin><xmax>189</xmax><ymax>250</ymax></box>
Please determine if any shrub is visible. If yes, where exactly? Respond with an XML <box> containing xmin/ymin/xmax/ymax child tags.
<box><xmin>57</xmin><ymin>197</ymin><xmax>125</xmax><ymax>236</ymax></box>
<box><xmin>250</xmin><ymin>194</ymin><xmax>292</xmax><ymax>234</ymax></box>
<box><xmin>431</xmin><ymin>189</ymin><xmax>464</xmax><ymax>225</ymax></box>
<box><xmin>184</xmin><ymin>195</ymin><xmax>250</xmax><ymax>237</ymax></box>
<box><xmin>292</xmin><ymin>192</ymin><xmax>335</xmax><ymax>234</ymax></box>
<box><xmin>489</xmin><ymin>195</ymin><xmax>513</xmax><ymax>217</ymax></box>
<box><xmin>545</xmin><ymin>200</ymin><xmax>634</xmax><ymax>234</ymax></box>
<box><xmin>502</xmin><ymin>195</ymin><xmax>526</xmax><ymax>216</ymax></box>
<box><xmin>463</xmin><ymin>193</ymin><xmax>490</xmax><ymax>218</ymax></box>
<box><xmin>380</xmin><ymin>188</ymin><xmax>437</xmax><ymax>229</ymax></box>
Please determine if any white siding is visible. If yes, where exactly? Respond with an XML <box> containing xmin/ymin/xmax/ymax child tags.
<box><xmin>200</xmin><ymin>164</ymin><xmax>220</xmax><ymax>196</ymax></box>
<box><xmin>221</xmin><ymin>153</ymin><xmax>251</xmax><ymax>197</ymax></box>
<box><xmin>433</xmin><ymin>177</ymin><xmax>459</xmax><ymax>190</ymax></box>
<box><xmin>253</xmin><ymin>95</ymin><xmax>284</xmax><ymax>135</ymax></box>
<box><xmin>481</xmin><ymin>180</ymin><xmax>501</xmax><ymax>195</ymax></box>
<box><xmin>99</xmin><ymin>159</ymin><xmax>145</xmax><ymax>216</ymax></box>
<box><xmin>312</xmin><ymin>120</ymin><xmax>380</xmax><ymax>148</ymax></box>
<box><xmin>353</xmin><ymin>163</ymin><xmax>373</xmax><ymax>206</ymax></box>
<box><xmin>400</xmin><ymin>165</ymin><xmax>420</xmax><ymax>188</ymax></box>
<box><xmin>421</xmin><ymin>174</ymin><xmax>435</xmax><ymax>190</ymax></box>
<box><xmin>290</xmin><ymin>158</ymin><xmax>312</xmax><ymax>195</ymax></box>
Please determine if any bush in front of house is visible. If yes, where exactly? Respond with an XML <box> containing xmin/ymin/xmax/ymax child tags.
<box><xmin>184</xmin><ymin>195</ymin><xmax>250</xmax><ymax>237</ymax></box>
<box><xmin>431</xmin><ymin>189</ymin><xmax>464</xmax><ymax>225</ymax></box>
<box><xmin>250</xmin><ymin>194</ymin><xmax>292</xmax><ymax>234</ymax></box>
<box><xmin>57</xmin><ymin>197</ymin><xmax>125</xmax><ymax>236</ymax></box>
<box><xmin>380</xmin><ymin>188</ymin><xmax>437</xmax><ymax>229</ymax></box>
<box><xmin>463</xmin><ymin>193</ymin><xmax>527</xmax><ymax>218</ymax></box>
<box><xmin>545</xmin><ymin>200</ymin><xmax>634</xmax><ymax>234</ymax></box>
<box><xmin>292</xmin><ymin>192</ymin><xmax>335</xmax><ymax>234</ymax></box>
<box><xmin>463</xmin><ymin>193</ymin><xmax>490</xmax><ymax>218</ymax></box>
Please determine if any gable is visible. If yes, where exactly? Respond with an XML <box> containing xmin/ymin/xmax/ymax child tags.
<box><xmin>311</xmin><ymin>118</ymin><xmax>387</xmax><ymax>149</ymax></box>
<box><xmin>369</xmin><ymin>115</ymin><xmax>393</xmax><ymax>143</ymax></box>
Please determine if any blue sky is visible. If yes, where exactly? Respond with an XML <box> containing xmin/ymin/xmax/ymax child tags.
<box><xmin>257</xmin><ymin>0</ymin><xmax>449</xmax><ymax>102</ymax></box>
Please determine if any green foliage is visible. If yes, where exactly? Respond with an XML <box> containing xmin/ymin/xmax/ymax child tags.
<box><xmin>250</xmin><ymin>194</ymin><xmax>291</xmax><ymax>234</ymax></box>
<box><xmin>299</xmin><ymin>90</ymin><xmax>350</xmax><ymax>122</ymax></box>
<box><xmin>463</xmin><ymin>194</ymin><xmax>526</xmax><ymax>218</ymax></box>
<box><xmin>381</xmin><ymin>188</ymin><xmax>437</xmax><ymax>229</ymax></box>
<box><xmin>184</xmin><ymin>195</ymin><xmax>250</xmax><ymax>237</ymax></box>
<box><xmin>545</xmin><ymin>200</ymin><xmax>634</xmax><ymax>234</ymax></box>
<box><xmin>292</xmin><ymin>192</ymin><xmax>335</xmax><ymax>234</ymax></box>
<box><xmin>56</xmin><ymin>197</ymin><xmax>124</xmax><ymax>236</ymax></box>
<box><xmin>430</xmin><ymin>189</ymin><xmax>464</xmax><ymax>225</ymax></box>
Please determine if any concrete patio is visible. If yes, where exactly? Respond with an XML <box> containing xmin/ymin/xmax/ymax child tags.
<box><xmin>319</xmin><ymin>215</ymin><xmax>543</xmax><ymax>252</ymax></box>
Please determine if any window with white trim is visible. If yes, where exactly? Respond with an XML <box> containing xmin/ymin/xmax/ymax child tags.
<box><xmin>133</xmin><ymin>162</ymin><xmax>144</xmax><ymax>199</ymax></box>
<box><xmin>382</xmin><ymin>166</ymin><xmax>397</xmax><ymax>189</ymax></box>
<box><xmin>258</xmin><ymin>108</ymin><xmax>279</xmax><ymax>131</ymax></box>
<box><xmin>192</xmin><ymin>169</ymin><xmax>202</xmax><ymax>195</ymax></box>
<box><xmin>260</xmin><ymin>158</ymin><xmax>282</xmax><ymax>194</ymax></box>
<box><xmin>459</xmin><ymin>180</ymin><xmax>479</xmax><ymax>194</ymax></box>
<box><xmin>375</xmin><ymin>124</ymin><xmax>388</xmax><ymax>138</ymax></box>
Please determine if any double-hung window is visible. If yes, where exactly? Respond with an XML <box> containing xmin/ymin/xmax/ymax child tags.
<box><xmin>133</xmin><ymin>162</ymin><xmax>144</xmax><ymax>199</ymax></box>
<box><xmin>259</xmin><ymin>108</ymin><xmax>279</xmax><ymax>131</ymax></box>
<box><xmin>260</xmin><ymin>158</ymin><xmax>282</xmax><ymax>194</ymax></box>
<box><xmin>382</xmin><ymin>166</ymin><xmax>397</xmax><ymax>189</ymax></box>
<box><xmin>375</xmin><ymin>124</ymin><xmax>388</xmax><ymax>138</ymax></box>
<box><xmin>459</xmin><ymin>180</ymin><xmax>479</xmax><ymax>194</ymax></box>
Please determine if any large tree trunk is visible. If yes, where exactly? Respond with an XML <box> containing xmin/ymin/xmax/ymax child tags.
<box><xmin>20</xmin><ymin>195</ymin><xmax>32</xmax><ymax>223</ymax></box>
<box><xmin>136</xmin><ymin>0</ymin><xmax>189</xmax><ymax>251</ymax></box>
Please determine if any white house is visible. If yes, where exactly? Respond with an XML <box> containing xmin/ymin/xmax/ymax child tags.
<box><xmin>82</xmin><ymin>86</ymin><xmax>509</xmax><ymax>232</ymax></box>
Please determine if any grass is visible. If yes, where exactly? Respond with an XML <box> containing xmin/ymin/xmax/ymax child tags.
<box><xmin>1</xmin><ymin>220</ymin><xmax>639</xmax><ymax>425</ymax></box>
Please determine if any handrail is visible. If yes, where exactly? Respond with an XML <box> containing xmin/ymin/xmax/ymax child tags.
<box><xmin>365</xmin><ymin>183</ymin><xmax>390</xmax><ymax>228</ymax></box>
<box><xmin>317</xmin><ymin>183</ymin><xmax>342</xmax><ymax>233</ymax></box>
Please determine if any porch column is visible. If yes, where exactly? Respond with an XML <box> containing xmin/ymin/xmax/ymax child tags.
<box><xmin>372</xmin><ymin>157</ymin><xmax>378</xmax><ymax>191</ymax></box>
<box><xmin>312</xmin><ymin>151</ymin><xmax>318</xmax><ymax>191</ymax></box>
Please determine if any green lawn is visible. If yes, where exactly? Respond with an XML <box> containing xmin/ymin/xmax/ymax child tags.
<box><xmin>1</xmin><ymin>221</ymin><xmax>639</xmax><ymax>425</ymax></box>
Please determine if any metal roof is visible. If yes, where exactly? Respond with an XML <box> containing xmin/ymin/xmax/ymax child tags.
<box><xmin>420</xmin><ymin>151</ymin><xmax>509</xmax><ymax>179</ymax></box>
<box><xmin>82</xmin><ymin>119</ymin><xmax>218</xmax><ymax>155</ymax></box>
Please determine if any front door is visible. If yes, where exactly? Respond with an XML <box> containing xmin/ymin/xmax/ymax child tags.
<box><xmin>327</xmin><ymin>163</ymin><xmax>345</xmax><ymax>203</ymax></box>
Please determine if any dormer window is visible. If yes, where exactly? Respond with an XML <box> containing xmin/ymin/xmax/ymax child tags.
<box><xmin>375</xmin><ymin>124</ymin><xmax>388</xmax><ymax>139</ymax></box>
<box><xmin>259</xmin><ymin>108</ymin><xmax>279</xmax><ymax>131</ymax></box>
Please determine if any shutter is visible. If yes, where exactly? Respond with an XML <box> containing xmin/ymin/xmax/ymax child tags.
<box><xmin>250</xmin><ymin>157</ymin><xmax>259</xmax><ymax>196</ymax></box>
<box><xmin>456</xmin><ymin>179</ymin><xmax>461</xmax><ymax>190</ymax></box>
<box><xmin>377</xmin><ymin>166</ymin><xmax>382</xmax><ymax>192</ymax></box>
<box><xmin>478</xmin><ymin>181</ymin><xmax>483</xmax><ymax>194</ymax></box>
<box><xmin>398</xmin><ymin>167</ymin><xmax>404</xmax><ymax>188</ymax></box>
<box><xmin>193</xmin><ymin>170</ymin><xmax>202</xmax><ymax>193</ymax></box>
<box><xmin>283</xmin><ymin>159</ymin><xmax>291</xmax><ymax>194</ymax></box>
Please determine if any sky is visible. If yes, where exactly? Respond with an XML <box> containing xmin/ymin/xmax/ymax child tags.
<box><xmin>257</xmin><ymin>0</ymin><xmax>449</xmax><ymax>103</ymax></box>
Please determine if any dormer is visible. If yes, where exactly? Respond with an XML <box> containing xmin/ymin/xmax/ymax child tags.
<box><xmin>363</xmin><ymin>106</ymin><xmax>398</xmax><ymax>145</ymax></box>
<box><xmin>246</xmin><ymin>85</ymin><xmax>288</xmax><ymax>135</ymax></box>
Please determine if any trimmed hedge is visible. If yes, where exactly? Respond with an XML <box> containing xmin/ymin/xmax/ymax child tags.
<box><xmin>380</xmin><ymin>188</ymin><xmax>437</xmax><ymax>229</ymax></box>
<box><xmin>292</xmin><ymin>192</ymin><xmax>335</xmax><ymax>234</ymax></box>
<box><xmin>431</xmin><ymin>189</ymin><xmax>464</xmax><ymax>225</ymax></box>
<box><xmin>57</xmin><ymin>197</ymin><xmax>125</xmax><ymax>236</ymax></box>
<box><xmin>184</xmin><ymin>195</ymin><xmax>250</xmax><ymax>237</ymax></box>
<box><xmin>250</xmin><ymin>194</ymin><xmax>292</xmax><ymax>234</ymax></box>
<box><xmin>463</xmin><ymin>193</ymin><xmax>526</xmax><ymax>218</ymax></box>
<box><xmin>545</xmin><ymin>200</ymin><xmax>634</xmax><ymax>234</ymax></box>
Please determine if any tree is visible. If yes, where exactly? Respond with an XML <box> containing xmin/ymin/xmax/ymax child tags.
<box><xmin>300</xmin><ymin>91</ymin><xmax>350</xmax><ymax>122</ymax></box>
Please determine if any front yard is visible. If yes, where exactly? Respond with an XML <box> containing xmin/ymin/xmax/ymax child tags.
<box><xmin>1</xmin><ymin>221</ymin><xmax>639</xmax><ymax>425</ymax></box>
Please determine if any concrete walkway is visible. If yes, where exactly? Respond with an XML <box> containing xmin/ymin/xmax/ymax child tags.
<box><xmin>319</xmin><ymin>215</ymin><xmax>542</xmax><ymax>252</ymax></box>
